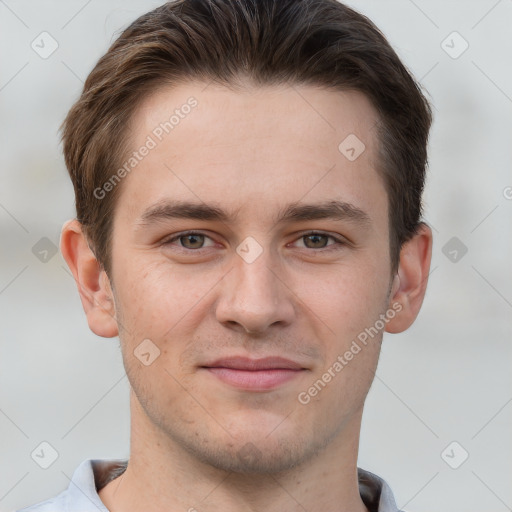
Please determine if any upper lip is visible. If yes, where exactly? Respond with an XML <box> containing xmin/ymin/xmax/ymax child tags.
<box><xmin>202</xmin><ymin>356</ymin><xmax>305</xmax><ymax>371</ymax></box>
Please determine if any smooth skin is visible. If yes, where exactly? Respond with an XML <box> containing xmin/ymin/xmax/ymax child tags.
<box><xmin>62</xmin><ymin>81</ymin><xmax>432</xmax><ymax>512</ymax></box>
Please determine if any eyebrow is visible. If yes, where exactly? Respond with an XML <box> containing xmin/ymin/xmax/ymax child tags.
<box><xmin>275</xmin><ymin>200</ymin><xmax>371</xmax><ymax>226</ymax></box>
<box><xmin>138</xmin><ymin>200</ymin><xmax>235</xmax><ymax>227</ymax></box>
<box><xmin>137</xmin><ymin>199</ymin><xmax>371</xmax><ymax>229</ymax></box>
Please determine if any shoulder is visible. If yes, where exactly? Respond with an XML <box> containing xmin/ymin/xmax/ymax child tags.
<box><xmin>15</xmin><ymin>459</ymin><xmax>118</xmax><ymax>512</ymax></box>
<box><xmin>16</xmin><ymin>494</ymin><xmax>66</xmax><ymax>512</ymax></box>
<box><xmin>358</xmin><ymin>467</ymin><xmax>403</xmax><ymax>512</ymax></box>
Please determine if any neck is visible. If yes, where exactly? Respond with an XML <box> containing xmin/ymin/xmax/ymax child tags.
<box><xmin>99</xmin><ymin>391</ymin><xmax>369</xmax><ymax>512</ymax></box>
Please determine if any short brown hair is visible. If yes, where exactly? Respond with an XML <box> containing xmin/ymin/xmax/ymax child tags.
<box><xmin>61</xmin><ymin>0</ymin><xmax>432</xmax><ymax>275</ymax></box>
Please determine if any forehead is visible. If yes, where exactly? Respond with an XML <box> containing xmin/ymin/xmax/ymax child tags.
<box><xmin>116</xmin><ymin>81</ymin><xmax>387</xmax><ymax>229</ymax></box>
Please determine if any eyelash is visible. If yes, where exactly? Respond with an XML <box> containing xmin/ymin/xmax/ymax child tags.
<box><xmin>162</xmin><ymin>230</ymin><xmax>346</xmax><ymax>252</ymax></box>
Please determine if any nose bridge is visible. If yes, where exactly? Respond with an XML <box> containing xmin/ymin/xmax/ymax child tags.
<box><xmin>236</xmin><ymin>249</ymin><xmax>278</xmax><ymax>304</ymax></box>
<box><xmin>215</xmin><ymin>241</ymin><xmax>294</xmax><ymax>333</ymax></box>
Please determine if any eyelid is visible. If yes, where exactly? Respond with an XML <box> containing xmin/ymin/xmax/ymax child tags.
<box><xmin>288</xmin><ymin>231</ymin><xmax>348</xmax><ymax>250</ymax></box>
<box><xmin>161</xmin><ymin>230</ymin><xmax>349</xmax><ymax>251</ymax></box>
<box><xmin>163</xmin><ymin>230</ymin><xmax>217</xmax><ymax>248</ymax></box>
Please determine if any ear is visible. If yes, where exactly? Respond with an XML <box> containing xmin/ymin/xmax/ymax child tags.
<box><xmin>385</xmin><ymin>223</ymin><xmax>433</xmax><ymax>334</ymax></box>
<box><xmin>60</xmin><ymin>219</ymin><xmax>119</xmax><ymax>338</ymax></box>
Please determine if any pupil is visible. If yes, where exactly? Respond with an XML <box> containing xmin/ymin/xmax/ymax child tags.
<box><xmin>306</xmin><ymin>234</ymin><xmax>327</xmax><ymax>248</ymax></box>
<box><xmin>182</xmin><ymin>234</ymin><xmax>203</xmax><ymax>248</ymax></box>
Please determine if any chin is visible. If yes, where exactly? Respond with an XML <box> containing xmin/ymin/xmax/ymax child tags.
<box><xmin>173</xmin><ymin>418</ymin><xmax>333</xmax><ymax>475</ymax></box>
<box><xmin>184</xmin><ymin>436</ymin><xmax>313</xmax><ymax>475</ymax></box>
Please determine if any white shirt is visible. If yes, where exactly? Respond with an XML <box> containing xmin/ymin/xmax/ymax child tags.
<box><xmin>17</xmin><ymin>459</ymin><xmax>403</xmax><ymax>512</ymax></box>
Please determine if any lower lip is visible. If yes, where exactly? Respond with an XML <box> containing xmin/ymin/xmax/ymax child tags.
<box><xmin>204</xmin><ymin>367</ymin><xmax>304</xmax><ymax>391</ymax></box>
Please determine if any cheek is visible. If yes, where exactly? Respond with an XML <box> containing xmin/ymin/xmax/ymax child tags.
<box><xmin>113</xmin><ymin>257</ymin><xmax>223</xmax><ymax>342</ymax></box>
<box><xmin>295</xmin><ymin>266</ymin><xmax>387</xmax><ymax>417</ymax></box>
<box><xmin>295</xmin><ymin>260</ymin><xmax>390</xmax><ymax>343</ymax></box>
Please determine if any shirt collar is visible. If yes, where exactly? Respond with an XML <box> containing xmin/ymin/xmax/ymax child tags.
<box><xmin>62</xmin><ymin>459</ymin><xmax>401</xmax><ymax>512</ymax></box>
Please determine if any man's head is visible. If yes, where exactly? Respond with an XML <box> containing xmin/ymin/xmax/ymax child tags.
<box><xmin>61</xmin><ymin>0</ymin><xmax>432</xmax><ymax>276</ymax></box>
<box><xmin>61</xmin><ymin>0</ymin><xmax>432</xmax><ymax>477</ymax></box>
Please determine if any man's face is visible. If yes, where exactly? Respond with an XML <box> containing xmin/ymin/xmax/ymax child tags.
<box><xmin>109</xmin><ymin>82</ymin><xmax>394</xmax><ymax>473</ymax></box>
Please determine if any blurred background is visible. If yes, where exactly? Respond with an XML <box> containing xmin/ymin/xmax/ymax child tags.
<box><xmin>1</xmin><ymin>1</ymin><xmax>511</xmax><ymax>511</ymax></box>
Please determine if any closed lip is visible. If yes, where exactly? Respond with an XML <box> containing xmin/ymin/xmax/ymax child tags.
<box><xmin>201</xmin><ymin>356</ymin><xmax>306</xmax><ymax>371</ymax></box>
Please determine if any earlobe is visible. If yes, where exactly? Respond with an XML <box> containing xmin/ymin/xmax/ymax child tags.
<box><xmin>60</xmin><ymin>219</ymin><xmax>119</xmax><ymax>338</ymax></box>
<box><xmin>385</xmin><ymin>223</ymin><xmax>433</xmax><ymax>334</ymax></box>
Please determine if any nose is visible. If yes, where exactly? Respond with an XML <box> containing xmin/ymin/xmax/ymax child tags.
<box><xmin>215</xmin><ymin>247</ymin><xmax>296</xmax><ymax>335</ymax></box>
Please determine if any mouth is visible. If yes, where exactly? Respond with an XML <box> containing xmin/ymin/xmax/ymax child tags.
<box><xmin>200</xmin><ymin>356</ymin><xmax>308</xmax><ymax>391</ymax></box>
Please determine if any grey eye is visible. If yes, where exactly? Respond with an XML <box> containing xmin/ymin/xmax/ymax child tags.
<box><xmin>180</xmin><ymin>234</ymin><xmax>205</xmax><ymax>249</ymax></box>
<box><xmin>302</xmin><ymin>234</ymin><xmax>329</xmax><ymax>249</ymax></box>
